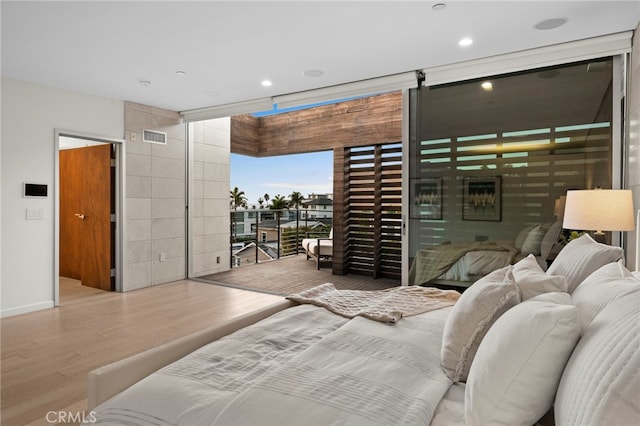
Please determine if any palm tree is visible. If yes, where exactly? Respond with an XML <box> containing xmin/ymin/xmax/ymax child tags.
<box><xmin>268</xmin><ymin>194</ymin><xmax>289</xmax><ymax>259</ymax></box>
<box><xmin>268</xmin><ymin>194</ymin><xmax>289</xmax><ymax>218</ymax></box>
<box><xmin>263</xmin><ymin>193</ymin><xmax>270</xmax><ymax>206</ymax></box>
<box><xmin>230</xmin><ymin>187</ymin><xmax>247</xmax><ymax>210</ymax></box>
<box><xmin>289</xmin><ymin>191</ymin><xmax>304</xmax><ymax>209</ymax></box>
<box><xmin>257</xmin><ymin>197</ymin><xmax>264</xmax><ymax>208</ymax></box>
<box><xmin>289</xmin><ymin>191</ymin><xmax>305</xmax><ymax>252</ymax></box>
<box><xmin>230</xmin><ymin>187</ymin><xmax>247</xmax><ymax>243</ymax></box>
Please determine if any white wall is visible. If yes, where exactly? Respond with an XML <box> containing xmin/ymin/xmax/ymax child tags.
<box><xmin>1</xmin><ymin>78</ymin><xmax>124</xmax><ymax>317</ymax></box>
<box><xmin>189</xmin><ymin>118</ymin><xmax>231</xmax><ymax>277</ymax></box>
<box><xmin>627</xmin><ymin>26</ymin><xmax>640</xmax><ymax>271</ymax></box>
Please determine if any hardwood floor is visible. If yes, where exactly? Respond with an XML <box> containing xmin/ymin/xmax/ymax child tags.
<box><xmin>0</xmin><ymin>277</ymin><xmax>282</xmax><ymax>426</ymax></box>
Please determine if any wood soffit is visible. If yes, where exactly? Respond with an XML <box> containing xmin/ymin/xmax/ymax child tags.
<box><xmin>230</xmin><ymin>92</ymin><xmax>403</xmax><ymax>157</ymax></box>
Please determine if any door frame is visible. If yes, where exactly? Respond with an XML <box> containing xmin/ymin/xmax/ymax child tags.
<box><xmin>54</xmin><ymin>129</ymin><xmax>126</xmax><ymax>305</ymax></box>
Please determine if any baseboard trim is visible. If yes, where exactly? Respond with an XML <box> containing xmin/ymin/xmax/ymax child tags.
<box><xmin>1</xmin><ymin>300</ymin><xmax>54</xmax><ymax>318</ymax></box>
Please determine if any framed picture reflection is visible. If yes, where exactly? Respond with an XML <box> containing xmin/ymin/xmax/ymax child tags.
<box><xmin>462</xmin><ymin>176</ymin><xmax>501</xmax><ymax>221</ymax></box>
<box><xmin>411</xmin><ymin>178</ymin><xmax>442</xmax><ymax>220</ymax></box>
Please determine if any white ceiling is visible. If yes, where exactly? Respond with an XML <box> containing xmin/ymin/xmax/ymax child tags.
<box><xmin>2</xmin><ymin>1</ymin><xmax>638</xmax><ymax>113</ymax></box>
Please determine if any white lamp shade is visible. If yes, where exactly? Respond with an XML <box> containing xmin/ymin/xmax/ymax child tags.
<box><xmin>563</xmin><ymin>189</ymin><xmax>635</xmax><ymax>232</ymax></box>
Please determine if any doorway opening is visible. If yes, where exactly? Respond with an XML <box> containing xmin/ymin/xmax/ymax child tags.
<box><xmin>228</xmin><ymin>150</ymin><xmax>334</xmax><ymax>265</ymax></box>
<box><xmin>55</xmin><ymin>132</ymin><xmax>124</xmax><ymax>305</ymax></box>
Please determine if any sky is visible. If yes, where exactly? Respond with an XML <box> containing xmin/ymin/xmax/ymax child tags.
<box><xmin>230</xmin><ymin>97</ymin><xmax>363</xmax><ymax>205</ymax></box>
<box><xmin>230</xmin><ymin>151</ymin><xmax>333</xmax><ymax>205</ymax></box>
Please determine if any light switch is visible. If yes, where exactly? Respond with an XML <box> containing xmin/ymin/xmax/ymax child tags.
<box><xmin>26</xmin><ymin>208</ymin><xmax>44</xmax><ymax>220</ymax></box>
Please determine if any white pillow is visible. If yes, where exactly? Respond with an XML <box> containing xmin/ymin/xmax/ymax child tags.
<box><xmin>512</xmin><ymin>254</ymin><xmax>568</xmax><ymax>300</ymax></box>
<box><xmin>540</xmin><ymin>221</ymin><xmax>562</xmax><ymax>261</ymax></box>
<box><xmin>571</xmin><ymin>261</ymin><xmax>639</xmax><ymax>331</ymax></box>
<box><xmin>440</xmin><ymin>266</ymin><xmax>520</xmax><ymax>383</ymax></box>
<box><xmin>555</xmin><ymin>291</ymin><xmax>640</xmax><ymax>426</ymax></box>
<box><xmin>576</xmin><ymin>259</ymin><xmax>632</xmax><ymax>282</ymax></box>
<box><xmin>515</xmin><ymin>224</ymin><xmax>536</xmax><ymax>250</ymax></box>
<box><xmin>546</xmin><ymin>234</ymin><xmax>624</xmax><ymax>293</ymax></box>
<box><xmin>465</xmin><ymin>292</ymin><xmax>581</xmax><ymax>426</ymax></box>
<box><xmin>521</xmin><ymin>224</ymin><xmax>546</xmax><ymax>255</ymax></box>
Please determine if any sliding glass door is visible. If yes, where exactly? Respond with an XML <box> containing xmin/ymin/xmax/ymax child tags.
<box><xmin>407</xmin><ymin>58</ymin><xmax>616</xmax><ymax>285</ymax></box>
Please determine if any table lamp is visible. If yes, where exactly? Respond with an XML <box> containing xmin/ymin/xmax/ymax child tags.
<box><xmin>562</xmin><ymin>189</ymin><xmax>635</xmax><ymax>243</ymax></box>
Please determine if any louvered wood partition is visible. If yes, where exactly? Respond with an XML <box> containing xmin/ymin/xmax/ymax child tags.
<box><xmin>334</xmin><ymin>142</ymin><xmax>402</xmax><ymax>279</ymax></box>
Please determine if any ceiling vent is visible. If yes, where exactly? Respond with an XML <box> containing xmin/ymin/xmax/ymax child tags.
<box><xmin>143</xmin><ymin>129</ymin><xmax>167</xmax><ymax>145</ymax></box>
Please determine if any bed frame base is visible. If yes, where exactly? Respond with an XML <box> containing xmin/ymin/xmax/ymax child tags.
<box><xmin>87</xmin><ymin>299</ymin><xmax>296</xmax><ymax>410</ymax></box>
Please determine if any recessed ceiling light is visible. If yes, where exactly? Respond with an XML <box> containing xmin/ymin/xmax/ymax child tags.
<box><xmin>432</xmin><ymin>3</ymin><xmax>446</xmax><ymax>11</ymax></box>
<box><xmin>304</xmin><ymin>69</ymin><xmax>324</xmax><ymax>78</ymax></box>
<box><xmin>175</xmin><ymin>70</ymin><xmax>186</xmax><ymax>76</ymax></box>
<box><xmin>534</xmin><ymin>18</ymin><xmax>567</xmax><ymax>30</ymax></box>
<box><xmin>481</xmin><ymin>81</ymin><xmax>493</xmax><ymax>91</ymax></box>
<box><xmin>138</xmin><ymin>79</ymin><xmax>151</xmax><ymax>87</ymax></box>
<box><xmin>261</xmin><ymin>80</ymin><xmax>273</xmax><ymax>87</ymax></box>
<box><xmin>458</xmin><ymin>37</ymin><xmax>473</xmax><ymax>47</ymax></box>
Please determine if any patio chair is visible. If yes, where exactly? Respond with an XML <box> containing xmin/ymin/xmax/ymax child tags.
<box><xmin>301</xmin><ymin>229</ymin><xmax>333</xmax><ymax>270</ymax></box>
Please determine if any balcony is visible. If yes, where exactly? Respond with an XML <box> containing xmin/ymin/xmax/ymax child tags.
<box><xmin>195</xmin><ymin>208</ymin><xmax>400</xmax><ymax>294</ymax></box>
<box><xmin>229</xmin><ymin>208</ymin><xmax>331</xmax><ymax>267</ymax></box>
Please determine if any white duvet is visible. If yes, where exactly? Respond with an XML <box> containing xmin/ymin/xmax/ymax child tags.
<box><xmin>92</xmin><ymin>304</ymin><xmax>454</xmax><ymax>426</ymax></box>
<box><xmin>439</xmin><ymin>250</ymin><xmax>514</xmax><ymax>281</ymax></box>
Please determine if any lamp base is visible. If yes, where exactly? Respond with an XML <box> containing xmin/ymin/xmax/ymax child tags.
<box><xmin>592</xmin><ymin>231</ymin><xmax>607</xmax><ymax>244</ymax></box>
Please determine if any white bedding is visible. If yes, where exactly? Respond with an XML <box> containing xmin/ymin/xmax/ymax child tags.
<box><xmin>410</xmin><ymin>241</ymin><xmax>518</xmax><ymax>285</ymax></box>
<box><xmin>91</xmin><ymin>305</ymin><xmax>348</xmax><ymax>425</ymax></box>
<box><xmin>439</xmin><ymin>250</ymin><xmax>514</xmax><ymax>281</ymax></box>
<box><xmin>214</xmin><ymin>308</ymin><xmax>452</xmax><ymax>425</ymax></box>
<box><xmin>91</xmin><ymin>304</ymin><xmax>457</xmax><ymax>426</ymax></box>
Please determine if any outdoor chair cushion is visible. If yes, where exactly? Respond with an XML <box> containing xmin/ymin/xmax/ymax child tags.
<box><xmin>305</xmin><ymin>239</ymin><xmax>333</xmax><ymax>257</ymax></box>
<box><xmin>302</xmin><ymin>229</ymin><xmax>333</xmax><ymax>257</ymax></box>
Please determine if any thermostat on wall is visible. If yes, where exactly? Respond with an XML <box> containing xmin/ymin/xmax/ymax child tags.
<box><xmin>23</xmin><ymin>183</ymin><xmax>48</xmax><ymax>198</ymax></box>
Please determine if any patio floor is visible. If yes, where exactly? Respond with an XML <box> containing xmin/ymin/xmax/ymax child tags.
<box><xmin>198</xmin><ymin>254</ymin><xmax>400</xmax><ymax>295</ymax></box>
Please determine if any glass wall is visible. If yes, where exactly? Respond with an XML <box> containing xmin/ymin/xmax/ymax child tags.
<box><xmin>408</xmin><ymin>58</ymin><xmax>614</xmax><ymax>277</ymax></box>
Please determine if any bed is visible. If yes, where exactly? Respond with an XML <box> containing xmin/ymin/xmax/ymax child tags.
<box><xmin>409</xmin><ymin>221</ymin><xmax>563</xmax><ymax>287</ymax></box>
<box><xmin>88</xmin><ymin>234</ymin><xmax>639</xmax><ymax>426</ymax></box>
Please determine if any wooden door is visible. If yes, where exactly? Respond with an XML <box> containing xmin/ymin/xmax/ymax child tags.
<box><xmin>60</xmin><ymin>144</ymin><xmax>113</xmax><ymax>291</ymax></box>
<box><xmin>60</xmin><ymin>149</ymin><xmax>83</xmax><ymax>279</ymax></box>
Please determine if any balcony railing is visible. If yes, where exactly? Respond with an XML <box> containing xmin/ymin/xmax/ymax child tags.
<box><xmin>230</xmin><ymin>208</ymin><xmax>332</xmax><ymax>268</ymax></box>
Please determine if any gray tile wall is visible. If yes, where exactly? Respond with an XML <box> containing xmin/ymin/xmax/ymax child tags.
<box><xmin>190</xmin><ymin>118</ymin><xmax>231</xmax><ymax>277</ymax></box>
<box><xmin>125</xmin><ymin>102</ymin><xmax>186</xmax><ymax>290</ymax></box>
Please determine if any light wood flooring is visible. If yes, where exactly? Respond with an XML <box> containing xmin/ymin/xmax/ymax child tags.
<box><xmin>0</xmin><ymin>277</ymin><xmax>282</xmax><ymax>426</ymax></box>
<box><xmin>199</xmin><ymin>254</ymin><xmax>400</xmax><ymax>294</ymax></box>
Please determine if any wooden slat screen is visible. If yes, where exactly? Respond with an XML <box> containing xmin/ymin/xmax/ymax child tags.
<box><xmin>344</xmin><ymin>142</ymin><xmax>402</xmax><ymax>279</ymax></box>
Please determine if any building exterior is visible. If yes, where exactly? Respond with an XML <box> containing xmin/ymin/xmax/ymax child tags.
<box><xmin>231</xmin><ymin>207</ymin><xmax>296</xmax><ymax>239</ymax></box>
<box><xmin>302</xmin><ymin>194</ymin><xmax>333</xmax><ymax>219</ymax></box>
<box><xmin>232</xmin><ymin>242</ymin><xmax>276</xmax><ymax>266</ymax></box>
<box><xmin>232</xmin><ymin>194</ymin><xmax>333</xmax><ymax>239</ymax></box>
